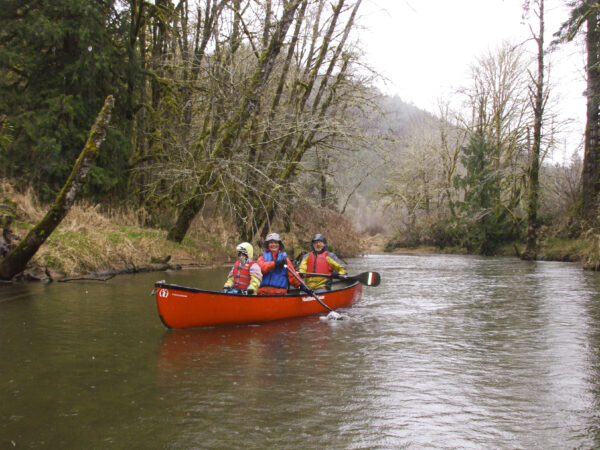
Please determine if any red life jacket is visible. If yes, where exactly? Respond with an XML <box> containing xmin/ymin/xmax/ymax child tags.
<box><xmin>232</xmin><ymin>259</ymin><xmax>254</xmax><ymax>289</ymax></box>
<box><xmin>306</xmin><ymin>251</ymin><xmax>332</xmax><ymax>275</ymax></box>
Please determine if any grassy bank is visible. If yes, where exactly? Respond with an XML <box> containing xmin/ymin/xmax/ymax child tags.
<box><xmin>388</xmin><ymin>236</ymin><xmax>597</xmax><ymax>269</ymax></box>
<box><xmin>1</xmin><ymin>182</ymin><xmax>237</xmax><ymax>280</ymax></box>
<box><xmin>1</xmin><ymin>181</ymin><xmax>372</xmax><ymax>281</ymax></box>
<box><xmin>9</xmin><ymin>179</ymin><xmax>594</xmax><ymax>281</ymax></box>
<box><xmin>17</xmin><ymin>203</ymin><xmax>234</xmax><ymax>279</ymax></box>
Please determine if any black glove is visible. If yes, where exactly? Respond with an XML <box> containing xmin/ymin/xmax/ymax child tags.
<box><xmin>331</xmin><ymin>271</ymin><xmax>340</xmax><ymax>279</ymax></box>
<box><xmin>301</xmin><ymin>285</ymin><xmax>315</xmax><ymax>296</ymax></box>
<box><xmin>274</xmin><ymin>258</ymin><xmax>285</xmax><ymax>269</ymax></box>
<box><xmin>242</xmin><ymin>289</ymin><xmax>254</xmax><ymax>295</ymax></box>
<box><xmin>326</xmin><ymin>278</ymin><xmax>333</xmax><ymax>290</ymax></box>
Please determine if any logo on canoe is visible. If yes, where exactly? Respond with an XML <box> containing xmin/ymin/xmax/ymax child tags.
<box><xmin>158</xmin><ymin>288</ymin><xmax>169</xmax><ymax>298</ymax></box>
<box><xmin>301</xmin><ymin>295</ymin><xmax>324</xmax><ymax>302</ymax></box>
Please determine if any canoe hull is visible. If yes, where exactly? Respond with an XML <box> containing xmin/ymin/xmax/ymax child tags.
<box><xmin>155</xmin><ymin>280</ymin><xmax>362</xmax><ymax>328</ymax></box>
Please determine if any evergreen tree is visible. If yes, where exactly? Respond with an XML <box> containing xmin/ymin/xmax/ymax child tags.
<box><xmin>453</xmin><ymin>131</ymin><xmax>514</xmax><ymax>254</ymax></box>
<box><xmin>0</xmin><ymin>0</ymin><xmax>135</xmax><ymax>201</ymax></box>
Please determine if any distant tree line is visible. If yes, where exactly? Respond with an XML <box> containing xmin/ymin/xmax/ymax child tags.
<box><xmin>379</xmin><ymin>0</ymin><xmax>600</xmax><ymax>260</ymax></box>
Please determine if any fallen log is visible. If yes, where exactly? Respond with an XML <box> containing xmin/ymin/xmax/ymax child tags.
<box><xmin>58</xmin><ymin>263</ymin><xmax>182</xmax><ymax>282</ymax></box>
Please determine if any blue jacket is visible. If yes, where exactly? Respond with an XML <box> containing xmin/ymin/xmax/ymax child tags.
<box><xmin>260</xmin><ymin>251</ymin><xmax>289</xmax><ymax>289</ymax></box>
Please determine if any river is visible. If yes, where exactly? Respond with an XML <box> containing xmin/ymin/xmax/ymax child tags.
<box><xmin>1</xmin><ymin>253</ymin><xmax>599</xmax><ymax>448</ymax></box>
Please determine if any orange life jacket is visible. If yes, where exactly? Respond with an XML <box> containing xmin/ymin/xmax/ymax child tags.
<box><xmin>306</xmin><ymin>251</ymin><xmax>332</xmax><ymax>275</ymax></box>
<box><xmin>232</xmin><ymin>260</ymin><xmax>254</xmax><ymax>289</ymax></box>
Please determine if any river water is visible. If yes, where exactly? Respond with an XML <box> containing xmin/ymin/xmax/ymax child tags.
<box><xmin>1</xmin><ymin>253</ymin><xmax>599</xmax><ymax>448</ymax></box>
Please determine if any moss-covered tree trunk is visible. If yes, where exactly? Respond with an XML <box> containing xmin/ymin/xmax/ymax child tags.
<box><xmin>523</xmin><ymin>0</ymin><xmax>546</xmax><ymax>261</ymax></box>
<box><xmin>0</xmin><ymin>95</ymin><xmax>114</xmax><ymax>281</ymax></box>
<box><xmin>166</xmin><ymin>0</ymin><xmax>302</xmax><ymax>243</ymax></box>
<box><xmin>581</xmin><ymin>2</ymin><xmax>600</xmax><ymax>218</ymax></box>
<box><xmin>251</xmin><ymin>0</ymin><xmax>360</xmax><ymax>238</ymax></box>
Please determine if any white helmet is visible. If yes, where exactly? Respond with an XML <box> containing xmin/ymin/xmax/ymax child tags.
<box><xmin>236</xmin><ymin>242</ymin><xmax>253</xmax><ymax>260</ymax></box>
<box><xmin>264</xmin><ymin>232</ymin><xmax>284</xmax><ymax>250</ymax></box>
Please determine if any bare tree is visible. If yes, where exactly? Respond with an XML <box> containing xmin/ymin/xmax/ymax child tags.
<box><xmin>523</xmin><ymin>0</ymin><xmax>550</xmax><ymax>259</ymax></box>
<box><xmin>250</xmin><ymin>0</ymin><xmax>365</xmax><ymax>239</ymax></box>
<box><xmin>461</xmin><ymin>43</ymin><xmax>530</xmax><ymax>213</ymax></box>
<box><xmin>166</xmin><ymin>0</ymin><xmax>303</xmax><ymax>242</ymax></box>
<box><xmin>127</xmin><ymin>0</ymin><xmax>370</xmax><ymax>243</ymax></box>
<box><xmin>379</xmin><ymin>114</ymin><xmax>447</xmax><ymax>237</ymax></box>
<box><xmin>436</xmin><ymin>102</ymin><xmax>469</xmax><ymax>217</ymax></box>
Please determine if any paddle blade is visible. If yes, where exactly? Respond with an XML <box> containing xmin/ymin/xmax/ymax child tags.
<box><xmin>352</xmin><ymin>271</ymin><xmax>381</xmax><ymax>287</ymax></box>
<box><xmin>326</xmin><ymin>310</ymin><xmax>343</xmax><ymax>320</ymax></box>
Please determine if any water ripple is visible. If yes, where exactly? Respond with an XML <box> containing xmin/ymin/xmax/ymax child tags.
<box><xmin>1</xmin><ymin>255</ymin><xmax>600</xmax><ymax>448</ymax></box>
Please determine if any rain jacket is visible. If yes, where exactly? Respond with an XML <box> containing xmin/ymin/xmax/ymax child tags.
<box><xmin>257</xmin><ymin>251</ymin><xmax>301</xmax><ymax>291</ymax></box>
<box><xmin>224</xmin><ymin>259</ymin><xmax>262</xmax><ymax>293</ymax></box>
<box><xmin>299</xmin><ymin>250</ymin><xmax>347</xmax><ymax>289</ymax></box>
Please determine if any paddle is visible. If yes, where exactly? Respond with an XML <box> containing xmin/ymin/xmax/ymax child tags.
<box><xmin>301</xmin><ymin>271</ymin><xmax>381</xmax><ymax>287</ymax></box>
<box><xmin>284</xmin><ymin>264</ymin><xmax>342</xmax><ymax>320</ymax></box>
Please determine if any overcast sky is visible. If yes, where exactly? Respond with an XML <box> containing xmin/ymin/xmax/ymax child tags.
<box><xmin>357</xmin><ymin>0</ymin><xmax>586</xmax><ymax>162</ymax></box>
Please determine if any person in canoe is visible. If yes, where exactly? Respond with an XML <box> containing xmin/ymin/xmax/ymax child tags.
<box><xmin>298</xmin><ymin>233</ymin><xmax>347</xmax><ymax>290</ymax></box>
<box><xmin>256</xmin><ymin>232</ymin><xmax>302</xmax><ymax>295</ymax></box>
<box><xmin>223</xmin><ymin>242</ymin><xmax>262</xmax><ymax>295</ymax></box>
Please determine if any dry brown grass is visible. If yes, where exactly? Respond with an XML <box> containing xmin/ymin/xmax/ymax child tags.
<box><xmin>286</xmin><ymin>207</ymin><xmax>368</xmax><ymax>258</ymax></box>
<box><xmin>31</xmin><ymin>207</ymin><xmax>203</xmax><ymax>277</ymax></box>
<box><xmin>1</xmin><ymin>179</ymin><xmax>45</xmax><ymax>222</ymax></box>
<box><xmin>1</xmin><ymin>179</ymin><xmax>372</xmax><ymax>279</ymax></box>
<box><xmin>1</xmin><ymin>179</ymin><xmax>231</xmax><ymax>278</ymax></box>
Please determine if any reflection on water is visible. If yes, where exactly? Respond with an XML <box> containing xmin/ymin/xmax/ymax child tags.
<box><xmin>1</xmin><ymin>256</ymin><xmax>600</xmax><ymax>448</ymax></box>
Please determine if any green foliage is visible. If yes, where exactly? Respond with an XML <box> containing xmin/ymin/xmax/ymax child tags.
<box><xmin>542</xmin><ymin>237</ymin><xmax>588</xmax><ymax>262</ymax></box>
<box><xmin>0</xmin><ymin>0</ymin><xmax>136</xmax><ymax>202</ymax></box>
<box><xmin>0</xmin><ymin>116</ymin><xmax>13</xmax><ymax>151</ymax></box>
<box><xmin>118</xmin><ymin>225</ymin><xmax>160</xmax><ymax>241</ymax></box>
<box><xmin>452</xmin><ymin>131</ymin><xmax>516</xmax><ymax>255</ymax></box>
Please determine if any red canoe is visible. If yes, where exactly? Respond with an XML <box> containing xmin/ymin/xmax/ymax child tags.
<box><xmin>154</xmin><ymin>279</ymin><xmax>362</xmax><ymax>328</ymax></box>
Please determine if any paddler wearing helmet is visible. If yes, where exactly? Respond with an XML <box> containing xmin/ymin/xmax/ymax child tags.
<box><xmin>298</xmin><ymin>233</ymin><xmax>347</xmax><ymax>290</ymax></box>
<box><xmin>223</xmin><ymin>242</ymin><xmax>262</xmax><ymax>295</ymax></box>
<box><xmin>256</xmin><ymin>232</ymin><xmax>302</xmax><ymax>295</ymax></box>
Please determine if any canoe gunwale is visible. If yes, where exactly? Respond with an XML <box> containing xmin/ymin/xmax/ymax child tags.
<box><xmin>154</xmin><ymin>279</ymin><xmax>359</xmax><ymax>298</ymax></box>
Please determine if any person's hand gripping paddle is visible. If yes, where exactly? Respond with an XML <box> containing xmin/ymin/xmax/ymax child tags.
<box><xmin>284</xmin><ymin>264</ymin><xmax>342</xmax><ymax>320</ymax></box>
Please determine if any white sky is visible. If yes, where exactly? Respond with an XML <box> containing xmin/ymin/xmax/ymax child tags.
<box><xmin>358</xmin><ymin>0</ymin><xmax>587</xmax><ymax>162</ymax></box>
